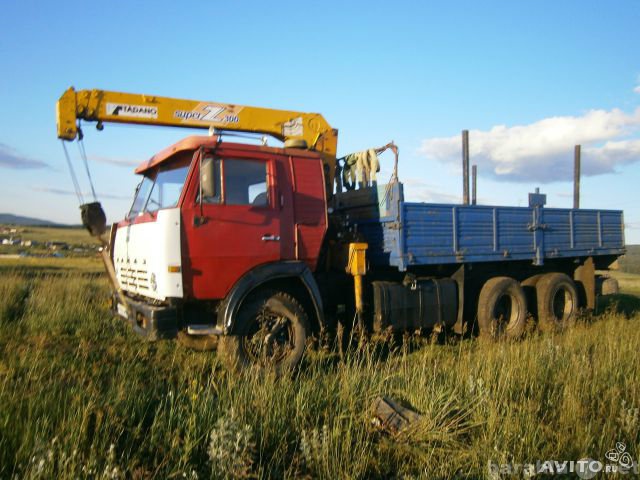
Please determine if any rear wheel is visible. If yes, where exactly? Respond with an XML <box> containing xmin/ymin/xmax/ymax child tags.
<box><xmin>218</xmin><ymin>291</ymin><xmax>309</xmax><ymax>374</ymax></box>
<box><xmin>536</xmin><ymin>273</ymin><xmax>578</xmax><ymax>332</ymax></box>
<box><xmin>477</xmin><ymin>277</ymin><xmax>527</xmax><ymax>340</ymax></box>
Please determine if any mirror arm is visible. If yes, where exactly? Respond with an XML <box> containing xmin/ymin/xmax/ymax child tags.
<box><xmin>194</xmin><ymin>146</ymin><xmax>208</xmax><ymax>227</ymax></box>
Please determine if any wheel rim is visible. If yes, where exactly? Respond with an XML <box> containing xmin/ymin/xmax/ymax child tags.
<box><xmin>551</xmin><ymin>286</ymin><xmax>573</xmax><ymax>321</ymax></box>
<box><xmin>241</xmin><ymin>307</ymin><xmax>295</xmax><ymax>364</ymax></box>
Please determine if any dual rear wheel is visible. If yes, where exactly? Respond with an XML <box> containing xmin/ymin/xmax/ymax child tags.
<box><xmin>535</xmin><ymin>273</ymin><xmax>578</xmax><ymax>332</ymax></box>
<box><xmin>477</xmin><ymin>272</ymin><xmax>579</xmax><ymax>340</ymax></box>
<box><xmin>477</xmin><ymin>277</ymin><xmax>528</xmax><ymax>339</ymax></box>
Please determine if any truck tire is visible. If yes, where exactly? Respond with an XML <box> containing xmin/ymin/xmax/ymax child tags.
<box><xmin>477</xmin><ymin>277</ymin><xmax>527</xmax><ymax>340</ymax></box>
<box><xmin>218</xmin><ymin>290</ymin><xmax>309</xmax><ymax>374</ymax></box>
<box><xmin>536</xmin><ymin>273</ymin><xmax>578</xmax><ymax>332</ymax></box>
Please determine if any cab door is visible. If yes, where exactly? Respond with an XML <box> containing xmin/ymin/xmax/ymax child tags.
<box><xmin>182</xmin><ymin>152</ymin><xmax>292</xmax><ymax>300</ymax></box>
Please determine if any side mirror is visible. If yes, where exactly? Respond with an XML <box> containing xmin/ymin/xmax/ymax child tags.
<box><xmin>200</xmin><ymin>155</ymin><xmax>216</xmax><ymax>199</ymax></box>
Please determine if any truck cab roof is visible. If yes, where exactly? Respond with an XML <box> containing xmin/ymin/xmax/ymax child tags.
<box><xmin>135</xmin><ymin>135</ymin><xmax>322</xmax><ymax>174</ymax></box>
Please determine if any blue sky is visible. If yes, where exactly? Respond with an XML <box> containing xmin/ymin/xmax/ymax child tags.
<box><xmin>1</xmin><ymin>1</ymin><xmax>639</xmax><ymax>242</ymax></box>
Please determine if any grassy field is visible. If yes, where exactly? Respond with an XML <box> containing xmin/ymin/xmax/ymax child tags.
<box><xmin>618</xmin><ymin>245</ymin><xmax>640</xmax><ymax>275</ymax></box>
<box><xmin>608</xmin><ymin>270</ymin><xmax>640</xmax><ymax>298</ymax></box>
<box><xmin>1</xmin><ymin>226</ymin><xmax>99</xmax><ymax>245</ymax></box>
<box><xmin>1</xmin><ymin>253</ymin><xmax>639</xmax><ymax>478</ymax></box>
<box><xmin>0</xmin><ymin>256</ymin><xmax>104</xmax><ymax>275</ymax></box>
<box><xmin>0</xmin><ymin>225</ymin><xmax>100</xmax><ymax>258</ymax></box>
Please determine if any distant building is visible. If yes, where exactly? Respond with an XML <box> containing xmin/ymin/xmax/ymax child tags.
<box><xmin>2</xmin><ymin>237</ymin><xmax>21</xmax><ymax>245</ymax></box>
<box><xmin>46</xmin><ymin>241</ymin><xmax>69</xmax><ymax>250</ymax></box>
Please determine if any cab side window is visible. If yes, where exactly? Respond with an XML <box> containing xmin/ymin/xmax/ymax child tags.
<box><xmin>224</xmin><ymin>159</ymin><xmax>269</xmax><ymax>206</ymax></box>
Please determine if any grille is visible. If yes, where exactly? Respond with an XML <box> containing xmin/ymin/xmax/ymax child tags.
<box><xmin>118</xmin><ymin>266</ymin><xmax>151</xmax><ymax>292</ymax></box>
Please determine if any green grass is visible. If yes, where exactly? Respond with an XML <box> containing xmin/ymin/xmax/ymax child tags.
<box><xmin>609</xmin><ymin>270</ymin><xmax>640</xmax><ymax>297</ymax></box>
<box><xmin>0</xmin><ymin>256</ymin><xmax>104</xmax><ymax>275</ymax></box>
<box><xmin>1</xmin><ymin>267</ymin><xmax>639</xmax><ymax>479</ymax></box>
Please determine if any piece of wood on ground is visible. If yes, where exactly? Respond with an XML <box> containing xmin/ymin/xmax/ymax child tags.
<box><xmin>371</xmin><ymin>396</ymin><xmax>422</xmax><ymax>435</ymax></box>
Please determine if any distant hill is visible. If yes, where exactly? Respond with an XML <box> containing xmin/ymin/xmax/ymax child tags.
<box><xmin>0</xmin><ymin>213</ymin><xmax>65</xmax><ymax>227</ymax></box>
<box><xmin>619</xmin><ymin>245</ymin><xmax>640</xmax><ymax>274</ymax></box>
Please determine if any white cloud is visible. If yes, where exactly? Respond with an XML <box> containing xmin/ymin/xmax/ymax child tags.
<box><xmin>402</xmin><ymin>178</ymin><xmax>461</xmax><ymax>203</ymax></box>
<box><xmin>419</xmin><ymin>108</ymin><xmax>640</xmax><ymax>183</ymax></box>
<box><xmin>583</xmin><ymin>139</ymin><xmax>640</xmax><ymax>174</ymax></box>
<box><xmin>634</xmin><ymin>85</ymin><xmax>640</xmax><ymax>94</ymax></box>
<box><xmin>89</xmin><ymin>154</ymin><xmax>140</xmax><ymax>167</ymax></box>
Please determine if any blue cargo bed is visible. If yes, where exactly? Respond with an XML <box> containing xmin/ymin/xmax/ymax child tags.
<box><xmin>333</xmin><ymin>182</ymin><xmax>625</xmax><ymax>271</ymax></box>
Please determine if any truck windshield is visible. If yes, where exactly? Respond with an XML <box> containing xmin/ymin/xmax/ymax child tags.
<box><xmin>127</xmin><ymin>164</ymin><xmax>190</xmax><ymax>219</ymax></box>
<box><xmin>145</xmin><ymin>165</ymin><xmax>190</xmax><ymax>213</ymax></box>
<box><xmin>128</xmin><ymin>176</ymin><xmax>154</xmax><ymax>219</ymax></box>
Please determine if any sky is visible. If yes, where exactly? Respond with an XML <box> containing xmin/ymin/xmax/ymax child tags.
<box><xmin>0</xmin><ymin>0</ymin><xmax>639</xmax><ymax>242</ymax></box>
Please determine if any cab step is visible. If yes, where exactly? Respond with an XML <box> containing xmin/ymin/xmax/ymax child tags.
<box><xmin>186</xmin><ymin>325</ymin><xmax>223</xmax><ymax>336</ymax></box>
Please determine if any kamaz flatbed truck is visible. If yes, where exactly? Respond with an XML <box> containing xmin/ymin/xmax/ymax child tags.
<box><xmin>57</xmin><ymin>88</ymin><xmax>625</xmax><ymax>372</ymax></box>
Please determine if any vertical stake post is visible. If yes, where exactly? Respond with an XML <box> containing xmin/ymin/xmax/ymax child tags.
<box><xmin>471</xmin><ymin>164</ymin><xmax>477</xmax><ymax>205</ymax></box>
<box><xmin>574</xmin><ymin>145</ymin><xmax>581</xmax><ymax>209</ymax></box>
<box><xmin>462</xmin><ymin>130</ymin><xmax>470</xmax><ymax>205</ymax></box>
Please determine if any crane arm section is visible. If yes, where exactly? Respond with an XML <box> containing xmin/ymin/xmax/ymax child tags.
<box><xmin>57</xmin><ymin>87</ymin><xmax>338</xmax><ymax>186</ymax></box>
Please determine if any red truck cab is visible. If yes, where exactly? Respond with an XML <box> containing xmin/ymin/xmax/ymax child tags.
<box><xmin>112</xmin><ymin>136</ymin><xmax>329</xmax><ymax>363</ymax></box>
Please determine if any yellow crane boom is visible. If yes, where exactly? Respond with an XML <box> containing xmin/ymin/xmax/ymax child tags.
<box><xmin>56</xmin><ymin>87</ymin><xmax>338</xmax><ymax>188</ymax></box>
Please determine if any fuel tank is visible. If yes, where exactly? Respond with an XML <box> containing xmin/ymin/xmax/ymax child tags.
<box><xmin>372</xmin><ymin>279</ymin><xmax>457</xmax><ymax>332</ymax></box>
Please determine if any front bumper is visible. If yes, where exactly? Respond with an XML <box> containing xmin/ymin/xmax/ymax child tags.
<box><xmin>112</xmin><ymin>293</ymin><xmax>178</xmax><ymax>341</ymax></box>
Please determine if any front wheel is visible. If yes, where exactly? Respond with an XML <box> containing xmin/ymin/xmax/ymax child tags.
<box><xmin>218</xmin><ymin>291</ymin><xmax>309</xmax><ymax>374</ymax></box>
